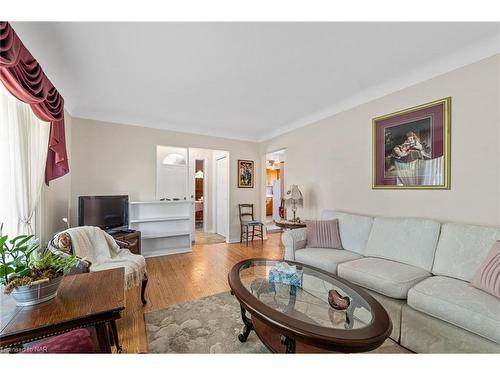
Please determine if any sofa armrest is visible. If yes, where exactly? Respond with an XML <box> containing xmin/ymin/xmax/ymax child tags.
<box><xmin>281</xmin><ymin>228</ymin><xmax>307</xmax><ymax>261</ymax></box>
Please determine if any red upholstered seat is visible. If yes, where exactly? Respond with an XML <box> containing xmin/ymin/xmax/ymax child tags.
<box><xmin>22</xmin><ymin>328</ymin><xmax>96</xmax><ymax>353</ymax></box>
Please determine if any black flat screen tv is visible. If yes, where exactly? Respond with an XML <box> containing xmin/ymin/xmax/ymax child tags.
<box><xmin>78</xmin><ymin>195</ymin><xmax>129</xmax><ymax>230</ymax></box>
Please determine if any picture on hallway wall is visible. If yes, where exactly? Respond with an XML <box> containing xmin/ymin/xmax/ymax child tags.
<box><xmin>372</xmin><ymin>97</ymin><xmax>451</xmax><ymax>189</ymax></box>
<box><xmin>238</xmin><ymin>160</ymin><xmax>254</xmax><ymax>188</ymax></box>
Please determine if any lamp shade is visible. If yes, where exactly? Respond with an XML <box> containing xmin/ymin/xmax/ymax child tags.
<box><xmin>285</xmin><ymin>185</ymin><xmax>303</xmax><ymax>207</ymax></box>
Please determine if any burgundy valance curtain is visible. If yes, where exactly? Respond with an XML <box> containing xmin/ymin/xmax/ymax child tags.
<box><xmin>0</xmin><ymin>21</ymin><xmax>69</xmax><ymax>185</ymax></box>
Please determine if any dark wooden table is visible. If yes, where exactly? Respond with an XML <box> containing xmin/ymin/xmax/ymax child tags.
<box><xmin>274</xmin><ymin>220</ymin><xmax>307</xmax><ymax>231</ymax></box>
<box><xmin>0</xmin><ymin>268</ymin><xmax>125</xmax><ymax>353</ymax></box>
<box><xmin>228</xmin><ymin>258</ymin><xmax>392</xmax><ymax>353</ymax></box>
<box><xmin>111</xmin><ymin>230</ymin><xmax>141</xmax><ymax>255</ymax></box>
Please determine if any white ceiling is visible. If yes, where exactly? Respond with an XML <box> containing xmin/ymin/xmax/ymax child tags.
<box><xmin>11</xmin><ymin>22</ymin><xmax>500</xmax><ymax>141</ymax></box>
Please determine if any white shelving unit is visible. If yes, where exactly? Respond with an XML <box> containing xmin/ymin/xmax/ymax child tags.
<box><xmin>129</xmin><ymin>200</ymin><xmax>193</xmax><ymax>258</ymax></box>
<box><xmin>130</xmin><ymin>216</ymin><xmax>190</xmax><ymax>223</ymax></box>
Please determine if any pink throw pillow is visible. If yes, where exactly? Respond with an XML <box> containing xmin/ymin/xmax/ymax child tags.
<box><xmin>471</xmin><ymin>241</ymin><xmax>500</xmax><ymax>298</ymax></box>
<box><xmin>305</xmin><ymin>219</ymin><xmax>343</xmax><ymax>249</ymax></box>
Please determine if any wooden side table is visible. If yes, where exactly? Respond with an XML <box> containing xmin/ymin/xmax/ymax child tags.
<box><xmin>0</xmin><ymin>268</ymin><xmax>125</xmax><ymax>353</ymax></box>
<box><xmin>112</xmin><ymin>230</ymin><xmax>141</xmax><ymax>254</ymax></box>
<box><xmin>274</xmin><ymin>220</ymin><xmax>307</xmax><ymax>231</ymax></box>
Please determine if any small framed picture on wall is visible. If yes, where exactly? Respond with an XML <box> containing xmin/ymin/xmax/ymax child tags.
<box><xmin>372</xmin><ymin>97</ymin><xmax>451</xmax><ymax>189</ymax></box>
<box><xmin>238</xmin><ymin>160</ymin><xmax>254</xmax><ymax>188</ymax></box>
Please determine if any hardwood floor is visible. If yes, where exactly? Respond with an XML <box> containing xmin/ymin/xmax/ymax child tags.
<box><xmin>117</xmin><ymin>232</ymin><xmax>284</xmax><ymax>353</ymax></box>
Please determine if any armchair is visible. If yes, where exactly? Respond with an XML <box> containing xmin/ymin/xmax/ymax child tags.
<box><xmin>48</xmin><ymin>227</ymin><xmax>148</xmax><ymax>353</ymax></box>
<box><xmin>48</xmin><ymin>228</ymin><xmax>148</xmax><ymax>304</ymax></box>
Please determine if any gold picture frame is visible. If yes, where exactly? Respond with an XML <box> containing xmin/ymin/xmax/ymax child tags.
<box><xmin>238</xmin><ymin>159</ymin><xmax>254</xmax><ymax>188</ymax></box>
<box><xmin>372</xmin><ymin>97</ymin><xmax>451</xmax><ymax>190</ymax></box>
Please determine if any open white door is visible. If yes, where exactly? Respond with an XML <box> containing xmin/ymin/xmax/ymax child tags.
<box><xmin>216</xmin><ymin>156</ymin><xmax>228</xmax><ymax>238</ymax></box>
<box><xmin>188</xmin><ymin>152</ymin><xmax>196</xmax><ymax>240</ymax></box>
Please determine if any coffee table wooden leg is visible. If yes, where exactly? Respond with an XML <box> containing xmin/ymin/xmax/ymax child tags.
<box><xmin>238</xmin><ymin>305</ymin><xmax>254</xmax><ymax>342</ymax></box>
<box><xmin>281</xmin><ymin>335</ymin><xmax>296</xmax><ymax>353</ymax></box>
<box><xmin>95</xmin><ymin>322</ymin><xmax>112</xmax><ymax>353</ymax></box>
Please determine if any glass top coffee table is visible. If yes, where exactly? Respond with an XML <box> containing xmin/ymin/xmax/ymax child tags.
<box><xmin>228</xmin><ymin>258</ymin><xmax>392</xmax><ymax>353</ymax></box>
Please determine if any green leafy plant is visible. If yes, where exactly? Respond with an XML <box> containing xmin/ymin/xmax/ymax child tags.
<box><xmin>0</xmin><ymin>225</ymin><xmax>78</xmax><ymax>294</ymax></box>
<box><xmin>31</xmin><ymin>250</ymin><xmax>78</xmax><ymax>275</ymax></box>
<box><xmin>0</xmin><ymin>233</ymin><xmax>38</xmax><ymax>284</ymax></box>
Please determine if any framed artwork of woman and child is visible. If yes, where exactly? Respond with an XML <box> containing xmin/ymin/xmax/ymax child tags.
<box><xmin>238</xmin><ymin>159</ymin><xmax>254</xmax><ymax>188</ymax></box>
<box><xmin>372</xmin><ymin>97</ymin><xmax>451</xmax><ymax>189</ymax></box>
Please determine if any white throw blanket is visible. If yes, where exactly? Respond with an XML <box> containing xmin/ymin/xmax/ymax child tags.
<box><xmin>65</xmin><ymin>226</ymin><xmax>146</xmax><ymax>289</ymax></box>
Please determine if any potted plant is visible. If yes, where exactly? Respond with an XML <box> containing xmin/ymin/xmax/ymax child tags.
<box><xmin>0</xmin><ymin>227</ymin><xmax>78</xmax><ymax>306</ymax></box>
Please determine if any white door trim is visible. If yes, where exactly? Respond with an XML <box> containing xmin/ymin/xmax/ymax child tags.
<box><xmin>215</xmin><ymin>155</ymin><xmax>229</xmax><ymax>240</ymax></box>
<box><xmin>193</xmin><ymin>157</ymin><xmax>209</xmax><ymax>233</ymax></box>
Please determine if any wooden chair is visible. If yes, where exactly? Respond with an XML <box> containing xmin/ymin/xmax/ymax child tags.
<box><xmin>239</xmin><ymin>204</ymin><xmax>264</xmax><ymax>246</ymax></box>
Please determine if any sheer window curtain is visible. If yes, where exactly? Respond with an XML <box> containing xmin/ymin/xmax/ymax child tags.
<box><xmin>0</xmin><ymin>84</ymin><xmax>50</xmax><ymax>236</ymax></box>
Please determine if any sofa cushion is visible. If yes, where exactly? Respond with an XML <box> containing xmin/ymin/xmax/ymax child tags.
<box><xmin>408</xmin><ymin>276</ymin><xmax>500</xmax><ymax>344</ymax></box>
<box><xmin>471</xmin><ymin>241</ymin><xmax>500</xmax><ymax>298</ymax></box>
<box><xmin>320</xmin><ymin>210</ymin><xmax>374</xmax><ymax>255</ymax></box>
<box><xmin>432</xmin><ymin>223</ymin><xmax>500</xmax><ymax>282</ymax></box>
<box><xmin>337</xmin><ymin>257</ymin><xmax>431</xmax><ymax>299</ymax></box>
<box><xmin>365</xmin><ymin>217</ymin><xmax>441</xmax><ymax>271</ymax></box>
<box><xmin>295</xmin><ymin>248</ymin><xmax>362</xmax><ymax>274</ymax></box>
<box><xmin>305</xmin><ymin>219</ymin><xmax>343</xmax><ymax>249</ymax></box>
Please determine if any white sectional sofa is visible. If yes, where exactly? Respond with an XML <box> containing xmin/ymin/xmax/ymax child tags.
<box><xmin>282</xmin><ymin>210</ymin><xmax>500</xmax><ymax>353</ymax></box>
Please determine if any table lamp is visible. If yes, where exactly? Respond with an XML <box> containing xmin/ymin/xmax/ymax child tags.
<box><xmin>285</xmin><ymin>185</ymin><xmax>303</xmax><ymax>223</ymax></box>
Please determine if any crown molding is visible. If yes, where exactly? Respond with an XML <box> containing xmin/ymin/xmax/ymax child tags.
<box><xmin>70</xmin><ymin>109</ymin><xmax>262</xmax><ymax>142</ymax></box>
<box><xmin>69</xmin><ymin>33</ymin><xmax>500</xmax><ymax>144</ymax></box>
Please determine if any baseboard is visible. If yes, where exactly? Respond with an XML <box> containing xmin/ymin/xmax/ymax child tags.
<box><xmin>142</xmin><ymin>247</ymin><xmax>192</xmax><ymax>258</ymax></box>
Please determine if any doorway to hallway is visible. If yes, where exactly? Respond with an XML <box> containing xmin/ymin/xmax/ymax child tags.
<box><xmin>265</xmin><ymin>149</ymin><xmax>286</xmax><ymax>233</ymax></box>
<box><xmin>189</xmin><ymin>148</ymin><xmax>229</xmax><ymax>245</ymax></box>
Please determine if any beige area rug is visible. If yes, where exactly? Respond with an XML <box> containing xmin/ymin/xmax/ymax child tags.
<box><xmin>194</xmin><ymin>230</ymin><xmax>226</xmax><ymax>245</ymax></box>
<box><xmin>145</xmin><ymin>292</ymin><xmax>410</xmax><ymax>354</ymax></box>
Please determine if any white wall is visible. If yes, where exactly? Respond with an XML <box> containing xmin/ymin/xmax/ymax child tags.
<box><xmin>70</xmin><ymin>119</ymin><xmax>261</xmax><ymax>242</ymax></box>
<box><xmin>261</xmin><ymin>54</ymin><xmax>500</xmax><ymax>227</ymax></box>
<box><xmin>38</xmin><ymin>110</ymin><xmax>72</xmax><ymax>244</ymax></box>
<box><xmin>41</xmin><ymin>54</ymin><xmax>500</xmax><ymax>242</ymax></box>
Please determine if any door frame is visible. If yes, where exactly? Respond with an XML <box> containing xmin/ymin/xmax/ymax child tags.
<box><xmin>261</xmin><ymin>148</ymin><xmax>286</xmax><ymax>239</ymax></box>
<box><xmin>215</xmin><ymin>154</ymin><xmax>230</xmax><ymax>241</ymax></box>
<box><xmin>193</xmin><ymin>157</ymin><xmax>209</xmax><ymax>233</ymax></box>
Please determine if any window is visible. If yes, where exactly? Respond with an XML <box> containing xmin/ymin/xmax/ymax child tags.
<box><xmin>0</xmin><ymin>84</ymin><xmax>50</xmax><ymax>237</ymax></box>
